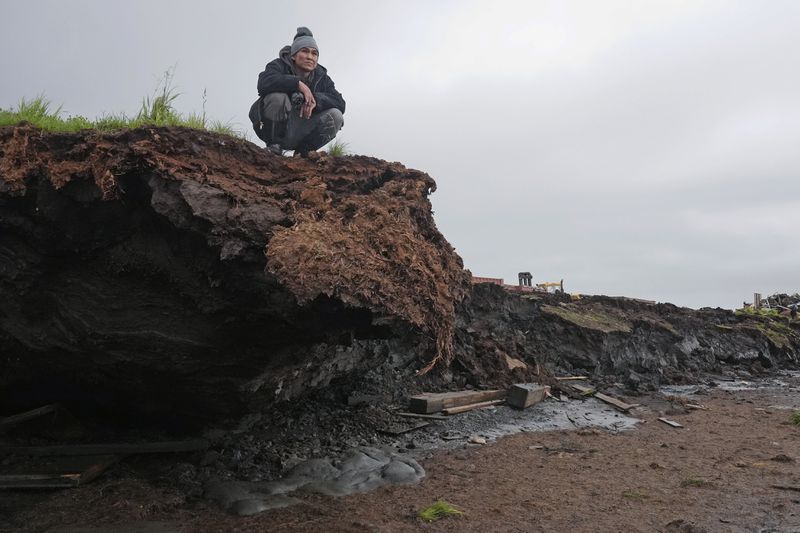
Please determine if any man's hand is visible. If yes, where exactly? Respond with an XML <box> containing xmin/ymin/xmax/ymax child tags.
<box><xmin>297</xmin><ymin>80</ymin><xmax>316</xmax><ymax>119</ymax></box>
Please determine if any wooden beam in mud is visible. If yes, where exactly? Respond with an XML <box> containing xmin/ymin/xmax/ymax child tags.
<box><xmin>0</xmin><ymin>404</ymin><xmax>59</xmax><ymax>431</ymax></box>
<box><xmin>0</xmin><ymin>455</ymin><xmax>121</xmax><ymax>489</ymax></box>
<box><xmin>395</xmin><ymin>412</ymin><xmax>449</xmax><ymax>421</ymax></box>
<box><xmin>0</xmin><ymin>439</ymin><xmax>208</xmax><ymax>457</ymax></box>
<box><xmin>442</xmin><ymin>399</ymin><xmax>506</xmax><ymax>415</ymax></box>
<box><xmin>408</xmin><ymin>389</ymin><xmax>507</xmax><ymax>414</ymax></box>
<box><xmin>593</xmin><ymin>392</ymin><xmax>640</xmax><ymax>412</ymax></box>
<box><xmin>507</xmin><ymin>384</ymin><xmax>550</xmax><ymax>410</ymax></box>
<box><xmin>567</xmin><ymin>383</ymin><xmax>639</xmax><ymax>412</ymax></box>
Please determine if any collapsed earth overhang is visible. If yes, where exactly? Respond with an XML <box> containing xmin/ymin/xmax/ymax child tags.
<box><xmin>0</xmin><ymin>125</ymin><xmax>471</xmax><ymax>430</ymax></box>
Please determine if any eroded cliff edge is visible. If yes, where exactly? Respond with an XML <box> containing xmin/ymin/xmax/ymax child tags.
<box><xmin>1</xmin><ymin>125</ymin><xmax>798</xmax><ymax>433</ymax></box>
<box><xmin>0</xmin><ymin>125</ymin><xmax>469</xmax><ymax>428</ymax></box>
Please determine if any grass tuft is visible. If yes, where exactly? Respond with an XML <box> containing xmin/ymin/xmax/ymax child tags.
<box><xmin>419</xmin><ymin>500</ymin><xmax>464</xmax><ymax>522</ymax></box>
<box><xmin>791</xmin><ymin>411</ymin><xmax>800</xmax><ymax>426</ymax></box>
<box><xmin>327</xmin><ymin>139</ymin><xmax>350</xmax><ymax>157</ymax></box>
<box><xmin>680</xmin><ymin>477</ymin><xmax>712</xmax><ymax>488</ymax></box>
<box><xmin>0</xmin><ymin>67</ymin><xmax>245</xmax><ymax>140</ymax></box>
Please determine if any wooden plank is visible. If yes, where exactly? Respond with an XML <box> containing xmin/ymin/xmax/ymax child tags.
<box><xmin>555</xmin><ymin>376</ymin><xmax>588</xmax><ymax>381</ymax></box>
<box><xmin>395</xmin><ymin>412</ymin><xmax>449</xmax><ymax>421</ymax></box>
<box><xmin>0</xmin><ymin>455</ymin><xmax>120</xmax><ymax>489</ymax></box>
<box><xmin>570</xmin><ymin>383</ymin><xmax>596</xmax><ymax>396</ymax></box>
<box><xmin>0</xmin><ymin>439</ymin><xmax>208</xmax><ymax>457</ymax></box>
<box><xmin>76</xmin><ymin>455</ymin><xmax>121</xmax><ymax>486</ymax></box>
<box><xmin>0</xmin><ymin>404</ymin><xmax>59</xmax><ymax>431</ymax></box>
<box><xmin>0</xmin><ymin>473</ymin><xmax>78</xmax><ymax>489</ymax></box>
<box><xmin>408</xmin><ymin>389</ymin><xmax>506</xmax><ymax>414</ymax></box>
<box><xmin>658</xmin><ymin>417</ymin><xmax>684</xmax><ymax>428</ymax></box>
<box><xmin>594</xmin><ymin>392</ymin><xmax>639</xmax><ymax>412</ymax></box>
<box><xmin>442</xmin><ymin>399</ymin><xmax>505</xmax><ymax>415</ymax></box>
<box><xmin>507</xmin><ymin>384</ymin><xmax>550</xmax><ymax>410</ymax></box>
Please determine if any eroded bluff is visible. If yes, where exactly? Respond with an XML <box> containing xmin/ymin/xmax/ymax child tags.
<box><xmin>0</xmin><ymin>125</ymin><xmax>470</xmax><ymax>429</ymax></box>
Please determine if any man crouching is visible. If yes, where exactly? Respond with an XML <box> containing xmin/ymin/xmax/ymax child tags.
<box><xmin>249</xmin><ymin>27</ymin><xmax>345</xmax><ymax>155</ymax></box>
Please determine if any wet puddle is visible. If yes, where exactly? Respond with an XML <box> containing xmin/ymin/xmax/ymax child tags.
<box><xmin>205</xmin><ymin>396</ymin><xmax>640</xmax><ymax>515</ymax></box>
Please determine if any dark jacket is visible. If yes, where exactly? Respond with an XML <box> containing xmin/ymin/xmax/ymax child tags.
<box><xmin>256</xmin><ymin>45</ymin><xmax>345</xmax><ymax>114</ymax></box>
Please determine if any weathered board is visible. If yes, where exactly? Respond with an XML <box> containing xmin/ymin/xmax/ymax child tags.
<box><xmin>408</xmin><ymin>390</ymin><xmax>506</xmax><ymax>414</ymax></box>
<box><xmin>507</xmin><ymin>384</ymin><xmax>550</xmax><ymax>410</ymax></box>
<box><xmin>442</xmin><ymin>399</ymin><xmax>505</xmax><ymax>415</ymax></box>
<box><xmin>0</xmin><ymin>439</ymin><xmax>208</xmax><ymax>457</ymax></box>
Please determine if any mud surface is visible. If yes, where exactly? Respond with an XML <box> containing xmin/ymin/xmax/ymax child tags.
<box><xmin>2</xmin><ymin>372</ymin><xmax>799</xmax><ymax>532</ymax></box>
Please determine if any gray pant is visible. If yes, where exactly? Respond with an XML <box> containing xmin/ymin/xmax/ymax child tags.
<box><xmin>259</xmin><ymin>93</ymin><xmax>344</xmax><ymax>151</ymax></box>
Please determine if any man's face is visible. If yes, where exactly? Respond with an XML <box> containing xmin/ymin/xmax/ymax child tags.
<box><xmin>292</xmin><ymin>47</ymin><xmax>319</xmax><ymax>74</ymax></box>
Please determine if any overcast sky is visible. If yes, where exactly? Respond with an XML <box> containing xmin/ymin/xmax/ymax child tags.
<box><xmin>2</xmin><ymin>1</ymin><xmax>799</xmax><ymax>309</ymax></box>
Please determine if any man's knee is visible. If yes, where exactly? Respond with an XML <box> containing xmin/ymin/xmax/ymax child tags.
<box><xmin>325</xmin><ymin>108</ymin><xmax>344</xmax><ymax>131</ymax></box>
<box><xmin>260</xmin><ymin>93</ymin><xmax>291</xmax><ymax>121</ymax></box>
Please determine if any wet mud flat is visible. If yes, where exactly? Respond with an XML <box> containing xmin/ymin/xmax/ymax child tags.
<box><xmin>4</xmin><ymin>371</ymin><xmax>799</xmax><ymax>532</ymax></box>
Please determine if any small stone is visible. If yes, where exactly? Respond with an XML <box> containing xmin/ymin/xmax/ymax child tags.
<box><xmin>468</xmin><ymin>435</ymin><xmax>486</xmax><ymax>445</ymax></box>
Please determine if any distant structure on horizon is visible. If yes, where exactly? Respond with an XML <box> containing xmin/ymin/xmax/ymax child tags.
<box><xmin>471</xmin><ymin>272</ymin><xmax>564</xmax><ymax>294</ymax></box>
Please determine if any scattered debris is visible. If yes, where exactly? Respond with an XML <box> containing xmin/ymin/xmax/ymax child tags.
<box><xmin>408</xmin><ymin>390</ymin><xmax>506</xmax><ymax>414</ymax></box>
<box><xmin>685</xmin><ymin>404</ymin><xmax>709</xmax><ymax>411</ymax></box>
<box><xmin>504</xmin><ymin>355</ymin><xmax>528</xmax><ymax>370</ymax></box>
<box><xmin>770</xmin><ymin>454</ymin><xmax>794</xmax><ymax>463</ymax></box>
<box><xmin>555</xmin><ymin>376</ymin><xmax>588</xmax><ymax>381</ymax></box>
<box><xmin>507</xmin><ymin>383</ymin><xmax>550</xmax><ymax>410</ymax></box>
<box><xmin>419</xmin><ymin>500</ymin><xmax>464</xmax><ymax>522</ymax></box>
<box><xmin>658</xmin><ymin>418</ymin><xmax>684</xmax><ymax>428</ymax></box>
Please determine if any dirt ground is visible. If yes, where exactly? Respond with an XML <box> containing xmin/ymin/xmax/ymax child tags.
<box><xmin>3</xmin><ymin>380</ymin><xmax>799</xmax><ymax>533</ymax></box>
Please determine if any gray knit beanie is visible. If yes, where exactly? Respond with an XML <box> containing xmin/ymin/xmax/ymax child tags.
<box><xmin>290</xmin><ymin>27</ymin><xmax>318</xmax><ymax>56</ymax></box>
